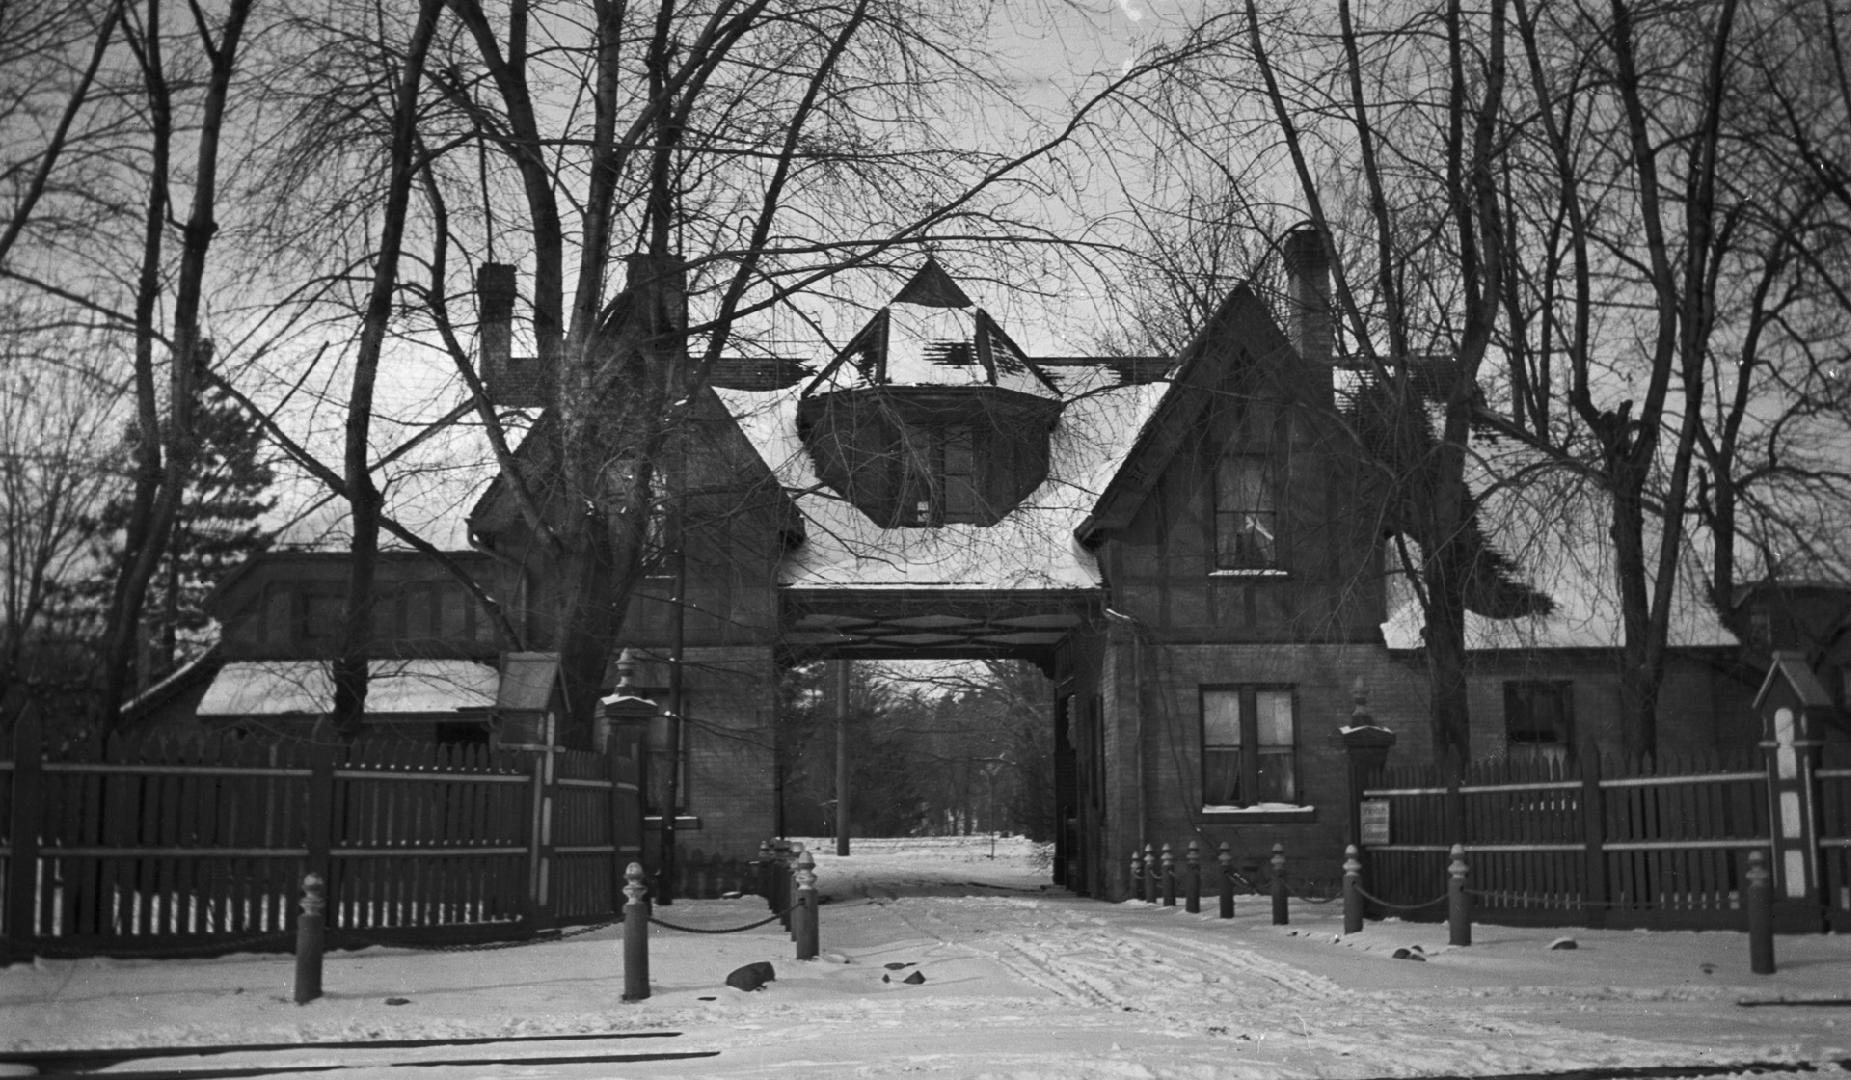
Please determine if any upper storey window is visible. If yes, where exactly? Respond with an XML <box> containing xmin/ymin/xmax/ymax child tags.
<box><xmin>897</xmin><ymin>422</ymin><xmax>981</xmax><ymax>526</ymax></box>
<box><xmin>1214</xmin><ymin>454</ymin><xmax>1278</xmax><ymax>570</ymax></box>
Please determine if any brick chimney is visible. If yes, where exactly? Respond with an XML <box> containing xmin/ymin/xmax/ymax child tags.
<box><xmin>476</xmin><ymin>262</ymin><xmax>516</xmax><ymax>395</ymax></box>
<box><xmin>1282</xmin><ymin>226</ymin><xmax>1334</xmax><ymax>368</ymax></box>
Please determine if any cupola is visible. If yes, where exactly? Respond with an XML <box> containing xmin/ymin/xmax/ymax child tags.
<box><xmin>796</xmin><ymin>260</ymin><xmax>1062</xmax><ymax>527</ymax></box>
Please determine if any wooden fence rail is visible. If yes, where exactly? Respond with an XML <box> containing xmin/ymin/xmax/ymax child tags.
<box><xmin>1361</xmin><ymin>745</ymin><xmax>1849</xmax><ymax>932</ymax></box>
<box><xmin>0</xmin><ymin>702</ymin><xmax>646</xmax><ymax>964</ymax></box>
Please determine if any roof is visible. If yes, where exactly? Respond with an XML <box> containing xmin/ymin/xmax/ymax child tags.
<box><xmin>1379</xmin><ymin>516</ymin><xmax>1737</xmax><ymax>652</ymax></box>
<box><xmin>1077</xmin><ymin>283</ymin><xmax>1303</xmax><ymax>540</ymax></box>
<box><xmin>196</xmin><ymin>660</ymin><xmax>498</xmax><ymax>717</ymax></box>
<box><xmin>718</xmin><ymin>366</ymin><xmax>1165</xmax><ymax>592</ymax></box>
<box><xmin>801</xmin><ymin>259</ymin><xmax>1061</xmax><ymax>400</ymax></box>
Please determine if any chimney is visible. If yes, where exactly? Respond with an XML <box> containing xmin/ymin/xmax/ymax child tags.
<box><xmin>1282</xmin><ymin>227</ymin><xmax>1334</xmax><ymax>367</ymax></box>
<box><xmin>624</xmin><ymin>253</ymin><xmax>688</xmax><ymax>339</ymax></box>
<box><xmin>476</xmin><ymin>262</ymin><xmax>517</xmax><ymax>397</ymax></box>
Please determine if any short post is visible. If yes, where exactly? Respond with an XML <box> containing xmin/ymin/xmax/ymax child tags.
<box><xmin>622</xmin><ymin>862</ymin><xmax>650</xmax><ymax>1002</ymax></box>
<box><xmin>1342</xmin><ymin>845</ymin><xmax>1364</xmax><ymax>935</ymax></box>
<box><xmin>1747</xmin><ymin>850</ymin><xmax>1775</xmax><ymax>975</ymax></box>
<box><xmin>1131</xmin><ymin>846</ymin><xmax>1146</xmax><ymax>902</ymax></box>
<box><xmin>782</xmin><ymin>842</ymin><xmax>803</xmax><ymax>932</ymax></box>
<box><xmin>1144</xmin><ymin>842</ymin><xmax>1157</xmax><ymax>902</ymax></box>
<box><xmin>1270</xmin><ymin>843</ymin><xmax>1288</xmax><ymax>926</ymax></box>
<box><xmin>1184</xmin><ymin>840</ymin><xmax>1201</xmax><ymax>914</ymax></box>
<box><xmin>293</xmin><ymin>873</ymin><xmax>326</xmax><ymax>1005</ymax></box>
<box><xmin>756</xmin><ymin>840</ymin><xmax>774</xmax><ymax>914</ymax></box>
<box><xmin>1447</xmin><ymin>844</ymin><xmax>1471</xmax><ymax>948</ymax></box>
<box><xmin>1160</xmin><ymin>843</ymin><xmax>1176</xmax><ymax>907</ymax></box>
<box><xmin>793</xmin><ymin>850</ymin><xmax>819</xmax><ymax>961</ymax></box>
<box><xmin>1217</xmin><ymin>843</ymin><xmax>1234</xmax><ymax>920</ymax></box>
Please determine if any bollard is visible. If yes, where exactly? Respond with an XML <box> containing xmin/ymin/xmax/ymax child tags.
<box><xmin>1161</xmin><ymin>843</ymin><xmax>1176</xmax><ymax>907</ymax></box>
<box><xmin>1144</xmin><ymin>842</ymin><xmax>1157</xmax><ymax>902</ymax></box>
<box><xmin>785</xmin><ymin>842</ymin><xmax>807</xmax><ymax>936</ymax></box>
<box><xmin>1746</xmin><ymin>850</ymin><xmax>1775</xmax><ymax>975</ymax></box>
<box><xmin>793</xmin><ymin>850</ymin><xmax>819</xmax><ymax>961</ymax></box>
<box><xmin>1270</xmin><ymin>843</ymin><xmax>1289</xmax><ymax>926</ymax></box>
<box><xmin>622</xmin><ymin>861</ymin><xmax>650</xmax><ymax>1002</ymax></box>
<box><xmin>293</xmin><ymin>873</ymin><xmax>325</xmax><ymax>1006</ymax></box>
<box><xmin>1342</xmin><ymin>845</ymin><xmax>1364</xmax><ymax>935</ymax></box>
<box><xmin>756</xmin><ymin>840</ymin><xmax>774</xmax><ymax>914</ymax></box>
<box><xmin>1185</xmin><ymin>840</ymin><xmax>1201</xmax><ymax>914</ymax></box>
<box><xmin>1131</xmin><ymin>846</ymin><xmax>1146</xmax><ymax>902</ymax></box>
<box><xmin>1447</xmin><ymin>844</ymin><xmax>1471</xmax><ymax>948</ymax></box>
<box><xmin>1217</xmin><ymin>842</ymin><xmax>1234</xmax><ymax>920</ymax></box>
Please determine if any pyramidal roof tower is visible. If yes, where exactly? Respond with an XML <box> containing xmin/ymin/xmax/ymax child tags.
<box><xmin>796</xmin><ymin>260</ymin><xmax>1063</xmax><ymax>528</ymax></box>
<box><xmin>802</xmin><ymin>258</ymin><xmax>1059</xmax><ymax>399</ymax></box>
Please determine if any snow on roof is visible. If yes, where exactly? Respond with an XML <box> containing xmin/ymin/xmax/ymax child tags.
<box><xmin>1379</xmin><ymin>477</ymin><xmax>1737</xmax><ymax>652</ymax></box>
<box><xmin>718</xmin><ymin>369</ymin><xmax>1166</xmax><ymax>591</ymax></box>
<box><xmin>197</xmin><ymin>660</ymin><xmax>498</xmax><ymax>717</ymax></box>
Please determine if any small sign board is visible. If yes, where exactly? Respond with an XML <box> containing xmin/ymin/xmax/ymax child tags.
<box><xmin>1360</xmin><ymin>798</ymin><xmax>1391</xmax><ymax>847</ymax></box>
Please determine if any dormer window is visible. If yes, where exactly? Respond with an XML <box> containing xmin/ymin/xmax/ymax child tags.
<box><xmin>898</xmin><ymin>422</ymin><xmax>981</xmax><ymax>525</ymax></box>
<box><xmin>1215</xmin><ymin>454</ymin><xmax>1279</xmax><ymax>570</ymax></box>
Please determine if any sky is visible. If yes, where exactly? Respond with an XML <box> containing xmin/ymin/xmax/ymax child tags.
<box><xmin>3</xmin><ymin>835</ymin><xmax>1847</xmax><ymax>1079</ymax></box>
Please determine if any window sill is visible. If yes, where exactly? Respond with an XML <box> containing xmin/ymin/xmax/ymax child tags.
<box><xmin>1209</xmin><ymin>569</ymin><xmax>1289</xmax><ymax>578</ymax></box>
<box><xmin>1200</xmin><ymin>804</ymin><xmax>1315</xmax><ymax>824</ymax></box>
<box><xmin>642</xmin><ymin>814</ymin><xmax>703</xmax><ymax>831</ymax></box>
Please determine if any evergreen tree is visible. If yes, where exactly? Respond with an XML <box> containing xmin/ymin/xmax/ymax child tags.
<box><xmin>71</xmin><ymin>382</ymin><xmax>277</xmax><ymax>691</ymax></box>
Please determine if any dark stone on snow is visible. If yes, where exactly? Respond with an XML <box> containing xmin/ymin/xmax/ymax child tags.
<box><xmin>1390</xmin><ymin>947</ymin><xmax>1426</xmax><ymax>962</ymax></box>
<box><xmin>903</xmin><ymin>970</ymin><xmax>926</xmax><ymax>985</ymax></box>
<box><xmin>1549</xmin><ymin>937</ymin><xmax>1578</xmax><ymax>950</ymax></box>
<box><xmin>385</xmin><ymin>997</ymin><xmax>411</xmax><ymax>1005</ymax></box>
<box><xmin>883</xmin><ymin>962</ymin><xmax>913</xmax><ymax>970</ymax></box>
<box><xmin>726</xmin><ymin>961</ymin><xmax>776</xmax><ymax>992</ymax></box>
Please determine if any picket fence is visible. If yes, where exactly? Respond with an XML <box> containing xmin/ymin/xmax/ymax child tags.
<box><xmin>1360</xmin><ymin>743</ymin><xmax>1851</xmax><ymax>931</ymax></box>
<box><xmin>0</xmin><ymin>701</ymin><xmax>653</xmax><ymax>963</ymax></box>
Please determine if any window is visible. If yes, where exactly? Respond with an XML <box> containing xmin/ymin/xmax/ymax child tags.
<box><xmin>1214</xmin><ymin>454</ymin><xmax>1278</xmax><ymax>570</ymax></box>
<box><xmin>644</xmin><ymin>712</ymin><xmax>689</xmax><ymax>815</ymax></box>
<box><xmin>1505</xmin><ymin>680</ymin><xmax>1574</xmax><ymax>763</ymax></box>
<box><xmin>1202</xmin><ymin>687</ymin><xmax>1297</xmax><ymax>806</ymax></box>
<box><xmin>898</xmin><ymin>422</ymin><xmax>984</xmax><ymax>525</ymax></box>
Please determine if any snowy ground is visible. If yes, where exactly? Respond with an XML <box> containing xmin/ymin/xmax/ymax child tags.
<box><xmin>2</xmin><ymin>836</ymin><xmax>1848</xmax><ymax>1078</ymax></box>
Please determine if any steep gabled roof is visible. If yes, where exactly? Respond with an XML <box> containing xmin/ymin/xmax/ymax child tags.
<box><xmin>1076</xmin><ymin>283</ymin><xmax>1301</xmax><ymax>542</ymax></box>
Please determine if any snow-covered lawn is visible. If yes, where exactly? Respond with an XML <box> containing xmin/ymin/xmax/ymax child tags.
<box><xmin>2</xmin><ymin>836</ymin><xmax>1847</xmax><ymax>1078</ymax></box>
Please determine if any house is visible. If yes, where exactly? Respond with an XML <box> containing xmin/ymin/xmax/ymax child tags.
<box><xmin>142</xmin><ymin>231</ymin><xmax>1808</xmax><ymax>900</ymax></box>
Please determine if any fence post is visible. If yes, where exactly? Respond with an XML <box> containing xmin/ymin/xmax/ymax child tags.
<box><xmin>793</xmin><ymin>850</ymin><xmax>819</xmax><ymax>961</ymax></box>
<box><xmin>1579</xmin><ymin>746</ymin><xmax>1608</xmax><ymax>929</ymax></box>
<box><xmin>1270</xmin><ymin>843</ymin><xmax>1288</xmax><ymax>926</ymax></box>
<box><xmin>304</xmin><ymin>742</ymin><xmax>335</xmax><ymax>918</ymax></box>
<box><xmin>1130</xmin><ymin>846</ymin><xmax>1145</xmax><ymax>902</ymax></box>
<box><xmin>4</xmin><ymin>701</ymin><xmax>43</xmax><ymax>966</ymax></box>
<box><xmin>526</xmin><ymin>747</ymin><xmax>558</xmax><ymax>930</ymax></box>
<box><xmin>1343</xmin><ymin>845</ymin><xmax>1364</xmax><ymax>935</ymax></box>
<box><xmin>1217</xmin><ymin>843</ymin><xmax>1234</xmax><ymax>920</ymax></box>
<box><xmin>1747</xmin><ymin>850</ymin><xmax>1775</xmax><ymax>975</ymax></box>
<box><xmin>294</xmin><ymin>873</ymin><xmax>326</xmax><ymax>1005</ymax></box>
<box><xmin>1185</xmin><ymin>840</ymin><xmax>1201</xmax><ymax>914</ymax></box>
<box><xmin>1447</xmin><ymin>844</ymin><xmax>1471</xmax><ymax>947</ymax></box>
<box><xmin>1160</xmin><ymin>843</ymin><xmax>1175</xmax><ymax>907</ymax></box>
<box><xmin>622</xmin><ymin>862</ymin><xmax>650</xmax><ymax>1002</ymax></box>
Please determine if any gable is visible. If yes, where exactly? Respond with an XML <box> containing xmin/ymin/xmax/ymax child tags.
<box><xmin>1078</xmin><ymin>284</ymin><xmax>1318</xmax><ymax>543</ymax></box>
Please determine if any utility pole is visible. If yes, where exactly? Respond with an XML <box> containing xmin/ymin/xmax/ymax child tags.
<box><xmin>836</xmin><ymin>659</ymin><xmax>851</xmax><ymax>857</ymax></box>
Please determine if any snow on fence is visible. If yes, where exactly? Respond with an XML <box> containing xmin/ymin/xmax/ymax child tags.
<box><xmin>1359</xmin><ymin>745</ymin><xmax>1851</xmax><ymax>932</ymax></box>
<box><xmin>0</xmin><ymin>701</ymin><xmax>645</xmax><ymax>964</ymax></box>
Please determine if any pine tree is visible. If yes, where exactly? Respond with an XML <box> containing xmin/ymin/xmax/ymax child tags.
<box><xmin>72</xmin><ymin>382</ymin><xmax>277</xmax><ymax>691</ymax></box>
